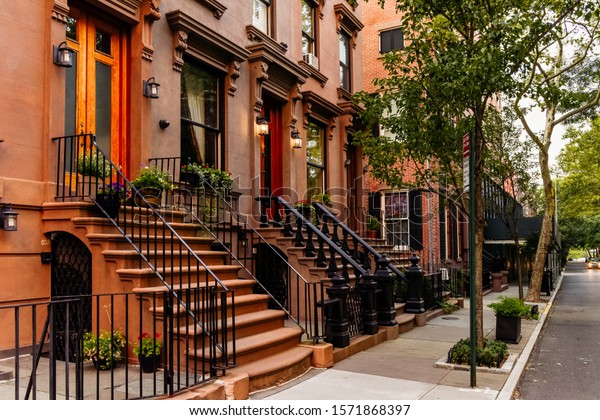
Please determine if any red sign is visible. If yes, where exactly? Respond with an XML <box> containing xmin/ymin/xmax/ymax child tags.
<box><xmin>463</xmin><ymin>133</ymin><xmax>470</xmax><ymax>158</ymax></box>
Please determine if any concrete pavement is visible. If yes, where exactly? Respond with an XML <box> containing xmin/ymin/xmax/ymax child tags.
<box><xmin>251</xmin><ymin>276</ymin><xmax>561</xmax><ymax>401</ymax></box>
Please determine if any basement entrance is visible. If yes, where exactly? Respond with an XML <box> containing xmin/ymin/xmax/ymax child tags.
<box><xmin>50</xmin><ymin>232</ymin><xmax>92</xmax><ymax>361</ymax></box>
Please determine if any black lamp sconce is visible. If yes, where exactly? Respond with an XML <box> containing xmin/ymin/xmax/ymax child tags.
<box><xmin>143</xmin><ymin>77</ymin><xmax>160</xmax><ymax>98</ymax></box>
<box><xmin>0</xmin><ymin>204</ymin><xmax>19</xmax><ymax>231</ymax></box>
<box><xmin>53</xmin><ymin>41</ymin><xmax>74</xmax><ymax>67</ymax></box>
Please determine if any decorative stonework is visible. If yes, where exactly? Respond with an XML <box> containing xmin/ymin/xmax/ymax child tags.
<box><xmin>226</xmin><ymin>61</ymin><xmax>241</xmax><ymax>96</ymax></box>
<box><xmin>290</xmin><ymin>84</ymin><xmax>303</xmax><ymax>129</ymax></box>
<box><xmin>194</xmin><ymin>0</ymin><xmax>227</xmax><ymax>19</ymax></box>
<box><xmin>252</xmin><ymin>61</ymin><xmax>270</xmax><ymax>112</ymax></box>
<box><xmin>327</xmin><ymin>118</ymin><xmax>337</xmax><ymax>142</ymax></box>
<box><xmin>301</xmin><ymin>91</ymin><xmax>344</xmax><ymax>129</ymax></box>
<box><xmin>52</xmin><ymin>1</ymin><xmax>70</xmax><ymax>23</ymax></box>
<box><xmin>172</xmin><ymin>30</ymin><xmax>188</xmax><ymax>72</ymax></box>
<box><xmin>167</xmin><ymin>10</ymin><xmax>250</xmax><ymax>74</ymax></box>
<box><xmin>142</xmin><ymin>0</ymin><xmax>161</xmax><ymax>61</ymax></box>
<box><xmin>334</xmin><ymin>3</ymin><xmax>364</xmax><ymax>49</ymax></box>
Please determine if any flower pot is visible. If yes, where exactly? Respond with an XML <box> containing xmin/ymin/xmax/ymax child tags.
<box><xmin>134</xmin><ymin>187</ymin><xmax>162</xmax><ymax>208</ymax></box>
<box><xmin>95</xmin><ymin>193</ymin><xmax>121</xmax><ymax>218</ymax></box>
<box><xmin>495</xmin><ymin>314</ymin><xmax>521</xmax><ymax>344</ymax></box>
<box><xmin>180</xmin><ymin>172</ymin><xmax>201</xmax><ymax>186</ymax></box>
<box><xmin>139</xmin><ymin>354</ymin><xmax>158</xmax><ymax>373</ymax></box>
<box><xmin>92</xmin><ymin>357</ymin><xmax>117</xmax><ymax>371</ymax></box>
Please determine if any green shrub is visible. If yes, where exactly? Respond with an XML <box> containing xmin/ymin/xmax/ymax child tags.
<box><xmin>439</xmin><ymin>300</ymin><xmax>459</xmax><ymax>314</ymax></box>
<box><xmin>447</xmin><ymin>338</ymin><xmax>509</xmax><ymax>368</ymax></box>
<box><xmin>487</xmin><ymin>296</ymin><xmax>529</xmax><ymax>318</ymax></box>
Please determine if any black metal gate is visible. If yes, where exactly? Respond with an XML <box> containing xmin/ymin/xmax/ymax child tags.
<box><xmin>50</xmin><ymin>232</ymin><xmax>92</xmax><ymax>361</ymax></box>
<box><xmin>254</xmin><ymin>244</ymin><xmax>289</xmax><ymax>309</ymax></box>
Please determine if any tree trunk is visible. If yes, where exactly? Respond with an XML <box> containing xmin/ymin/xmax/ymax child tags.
<box><xmin>474</xmin><ymin>115</ymin><xmax>485</xmax><ymax>348</ymax></box>
<box><xmin>526</xmin><ymin>148</ymin><xmax>555</xmax><ymax>302</ymax></box>
<box><xmin>515</xmin><ymin>237</ymin><xmax>523</xmax><ymax>300</ymax></box>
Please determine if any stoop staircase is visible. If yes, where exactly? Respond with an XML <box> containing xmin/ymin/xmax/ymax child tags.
<box><xmin>78</xmin><ymin>205</ymin><xmax>313</xmax><ymax>393</ymax></box>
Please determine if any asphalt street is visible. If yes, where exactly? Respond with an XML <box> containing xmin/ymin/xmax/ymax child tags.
<box><xmin>516</xmin><ymin>261</ymin><xmax>600</xmax><ymax>399</ymax></box>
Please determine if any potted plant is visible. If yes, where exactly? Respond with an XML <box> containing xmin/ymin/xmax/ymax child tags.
<box><xmin>132</xmin><ymin>332</ymin><xmax>162</xmax><ymax>373</ymax></box>
<box><xmin>311</xmin><ymin>193</ymin><xmax>332</xmax><ymax>206</ymax></box>
<box><xmin>82</xmin><ymin>330</ymin><xmax>126</xmax><ymax>370</ymax></box>
<box><xmin>488</xmin><ymin>296</ymin><xmax>532</xmax><ymax>344</ymax></box>
<box><xmin>182</xmin><ymin>163</ymin><xmax>233</xmax><ymax>192</ymax></box>
<box><xmin>77</xmin><ymin>148</ymin><xmax>112</xmax><ymax>178</ymax></box>
<box><xmin>96</xmin><ymin>182</ymin><xmax>129</xmax><ymax>218</ymax></box>
<box><xmin>132</xmin><ymin>165</ymin><xmax>174</xmax><ymax>207</ymax></box>
<box><xmin>294</xmin><ymin>200</ymin><xmax>316</xmax><ymax>222</ymax></box>
<box><xmin>366</xmin><ymin>216</ymin><xmax>381</xmax><ymax>239</ymax></box>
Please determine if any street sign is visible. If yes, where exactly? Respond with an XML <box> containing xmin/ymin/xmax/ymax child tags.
<box><xmin>463</xmin><ymin>133</ymin><xmax>470</xmax><ymax>192</ymax></box>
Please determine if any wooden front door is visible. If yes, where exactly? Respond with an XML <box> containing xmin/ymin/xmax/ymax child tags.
<box><xmin>64</xmin><ymin>5</ymin><xmax>128</xmax><ymax>171</ymax></box>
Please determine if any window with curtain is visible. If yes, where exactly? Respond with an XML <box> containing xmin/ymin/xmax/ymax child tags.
<box><xmin>380</xmin><ymin>28</ymin><xmax>404</xmax><ymax>53</ymax></box>
<box><xmin>339</xmin><ymin>31</ymin><xmax>351</xmax><ymax>91</ymax></box>
<box><xmin>301</xmin><ymin>0</ymin><xmax>316</xmax><ymax>56</ymax></box>
<box><xmin>306</xmin><ymin>121</ymin><xmax>325</xmax><ymax>198</ymax></box>
<box><xmin>253</xmin><ymin>0</ymin><xmax>271</xmax><ymax>35</ymax></box>
<box><xmin>180</xmin><ymin>61</ymin><xmax>221</xmax><ymax>167</ymax></box>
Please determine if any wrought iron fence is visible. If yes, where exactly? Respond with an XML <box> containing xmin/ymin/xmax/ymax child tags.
<box><xmin>51</xmin><ymin>134</ymin><xmax>234</xmax><ymax>390</ymax></box>
<box><xmin>0</xmin><ymin>289</ymin><xmax>227</xmax><ymax>400</ymax></box>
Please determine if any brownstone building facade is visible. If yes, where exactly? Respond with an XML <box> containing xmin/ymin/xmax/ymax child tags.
<box><xmin>361</xmin><ymin>1</ymin><xmax>467</xmax><ymax>273</ymax></box>
<box><xmin>0</xmin><ymin>0</ymin><xmax>373</xmax><ymax>398</ymax></box>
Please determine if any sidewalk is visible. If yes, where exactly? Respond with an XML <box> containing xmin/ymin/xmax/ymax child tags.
<box><xmin>251</xmin><ymin>277</ymin><xmax>561</xmax><ymax>401</ymax></box>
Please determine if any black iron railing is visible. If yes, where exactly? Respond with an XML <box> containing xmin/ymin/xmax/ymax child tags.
<box><xmin>166</xmin><ymin>169</ymin><xmax>327</xmax><ymax>343</ymax></box>
<box><xmin>313</xmin><ymin>202</ymin><xmax>409</xmax><ymax>292</ymax></box>
<box><xmin>51</xmin><ymin>134</ymin><xmax>233</xmax><ymax>392</ymax></box>
<box><xmin>275</xmin><ymin>198</ymin><xmax>368</xmax><ymax>338</ymax></box>
<box><xmin>0</xmin><ymin>290</ymin><xmax>224</xmax><ymax>400</ymax></box>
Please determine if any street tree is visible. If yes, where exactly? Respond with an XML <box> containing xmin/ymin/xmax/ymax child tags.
<box><xmin>485</xmin><ymin>106</ymin><xmax>538</xmax><ymax>299</ymax></box>
<box><xmin>354</xmin><ymin>0</ymin><xmax>537</xmax><ymax>348</ymax></box>
<box><xmin>512</xmin><ymin>1</ymin><xmax>600</xmax><ymax>301</ymax></box>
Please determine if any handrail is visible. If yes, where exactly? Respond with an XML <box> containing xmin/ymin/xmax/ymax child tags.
<box><xmin>314</xmin><ymin>202</ymin><xmax>408</xmax><ymax>282</ymax></box>
<box><xmin>52</xmin><ymin>134</ymin><xmax>234</xmax><ymax>379</ymax></box>
<box><xmin>277</xmin><ymin>197</ymin><xmax>367</xmax><ymax>279</ymax></box>
<box><xmin>177</xmin><ymin>177</ymin><xmax>326</xmax><ymax>342</ymax></box>
<box><xmin>148</xmin><ymin>157</ymin><xmax>327</xmax><ymax>343</ymax></box>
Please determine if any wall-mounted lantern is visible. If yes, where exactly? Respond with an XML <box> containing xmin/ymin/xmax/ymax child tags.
<box><xmin>143</xmin><ymin>77</ymin><xmax>160</xmax><ymax>98</ymax></box>
<box><xmin>0</xmin><ymin>204</ymin><xmax>19</xmax><ymax>231</ymax></box>
<box><xmin>53</xmin><ymin>41</ymin><xmax>74</xmax><ymax>67</ymax></box>
<box><xmin>291</xmin><ymin>130</ymin><xmax>302</xmax><ymax>149</ymax></box>
<box><xmin>256</xmin><ymin>116</ymin><xmax>269</xmax><ymax>136</ymax></box>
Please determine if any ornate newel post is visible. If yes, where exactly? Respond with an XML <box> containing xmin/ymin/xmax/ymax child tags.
<box><xmin>358</xmin><ymin>270</ymin><xmax>378</xmax><ymax>335</ymax></box>
<box><xmin>324</xmin><ymin>274</ymin><xmax>351</xmax><ymax>348</ymax></box>
<box><xmin>374</xmin><ymin>256</ymin><xmax>398</xmax><ymax>326</ymax></box>
<box><xmin>404</xmin><ymin>254</ymin><xmax>425</xmax><ymax>314</ymax></box>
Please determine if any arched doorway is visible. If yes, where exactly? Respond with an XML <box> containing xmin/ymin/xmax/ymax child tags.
<box><xmin>50</xmin><ymin>232</ymin><xmax>92</xmax><ymax>361</ymax></box>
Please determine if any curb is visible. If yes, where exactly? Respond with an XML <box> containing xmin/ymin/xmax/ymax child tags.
<box><xmin>495</xmin><ymin>274</ymin><xmax>563</xmax><ymax>400</ymax></box>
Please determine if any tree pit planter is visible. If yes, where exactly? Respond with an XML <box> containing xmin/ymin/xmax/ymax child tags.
<box><xmin>495</xmin><ymin>314</ymin><xmax>521</xmax><ymax>344</ymax></box>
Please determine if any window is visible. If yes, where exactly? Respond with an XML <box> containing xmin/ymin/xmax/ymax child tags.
<box><xmin>339</xmin><ymin>32</ymin><xmax>350</xmax><ymax>91</ymax></box>
<box><xmin>301</xmin><ymin>0</ymin><xmax>316</xmax><ymax>56</ymax></box>
<box><xmin>306</xmin><ymin>121</ymin><xmax>325</xmax><ymax>197</ymax></box>
<box><xmin>181</xmin><ymin>61</ymin><xmax>222</xmax><ymax>168</ymax></box>
<box><xmin>253</xmin><ymin>0</ymin><xmax>271</xmax><ymax>35</ymax></box>
<box><xmin>383</xmin><ymin>191</ymin><xmax>409</xmax><ymax>250</ymax></box>
<box><xmin>379</xmin><ymin>28</ymin><xmax>404</xmax><ymax>53</ymax></box>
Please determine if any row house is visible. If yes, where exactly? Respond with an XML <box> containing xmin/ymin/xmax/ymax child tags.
<box><xmin>0</xmin><ymin>0</ymin><xmax>422</xmax><ymax>400</ymax></box>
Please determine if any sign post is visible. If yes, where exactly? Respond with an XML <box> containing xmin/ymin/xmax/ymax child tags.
<box><xmin>467</xmin><ymin>130</ymin><xmax>477</xmax><ymax>388</ymax></box>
